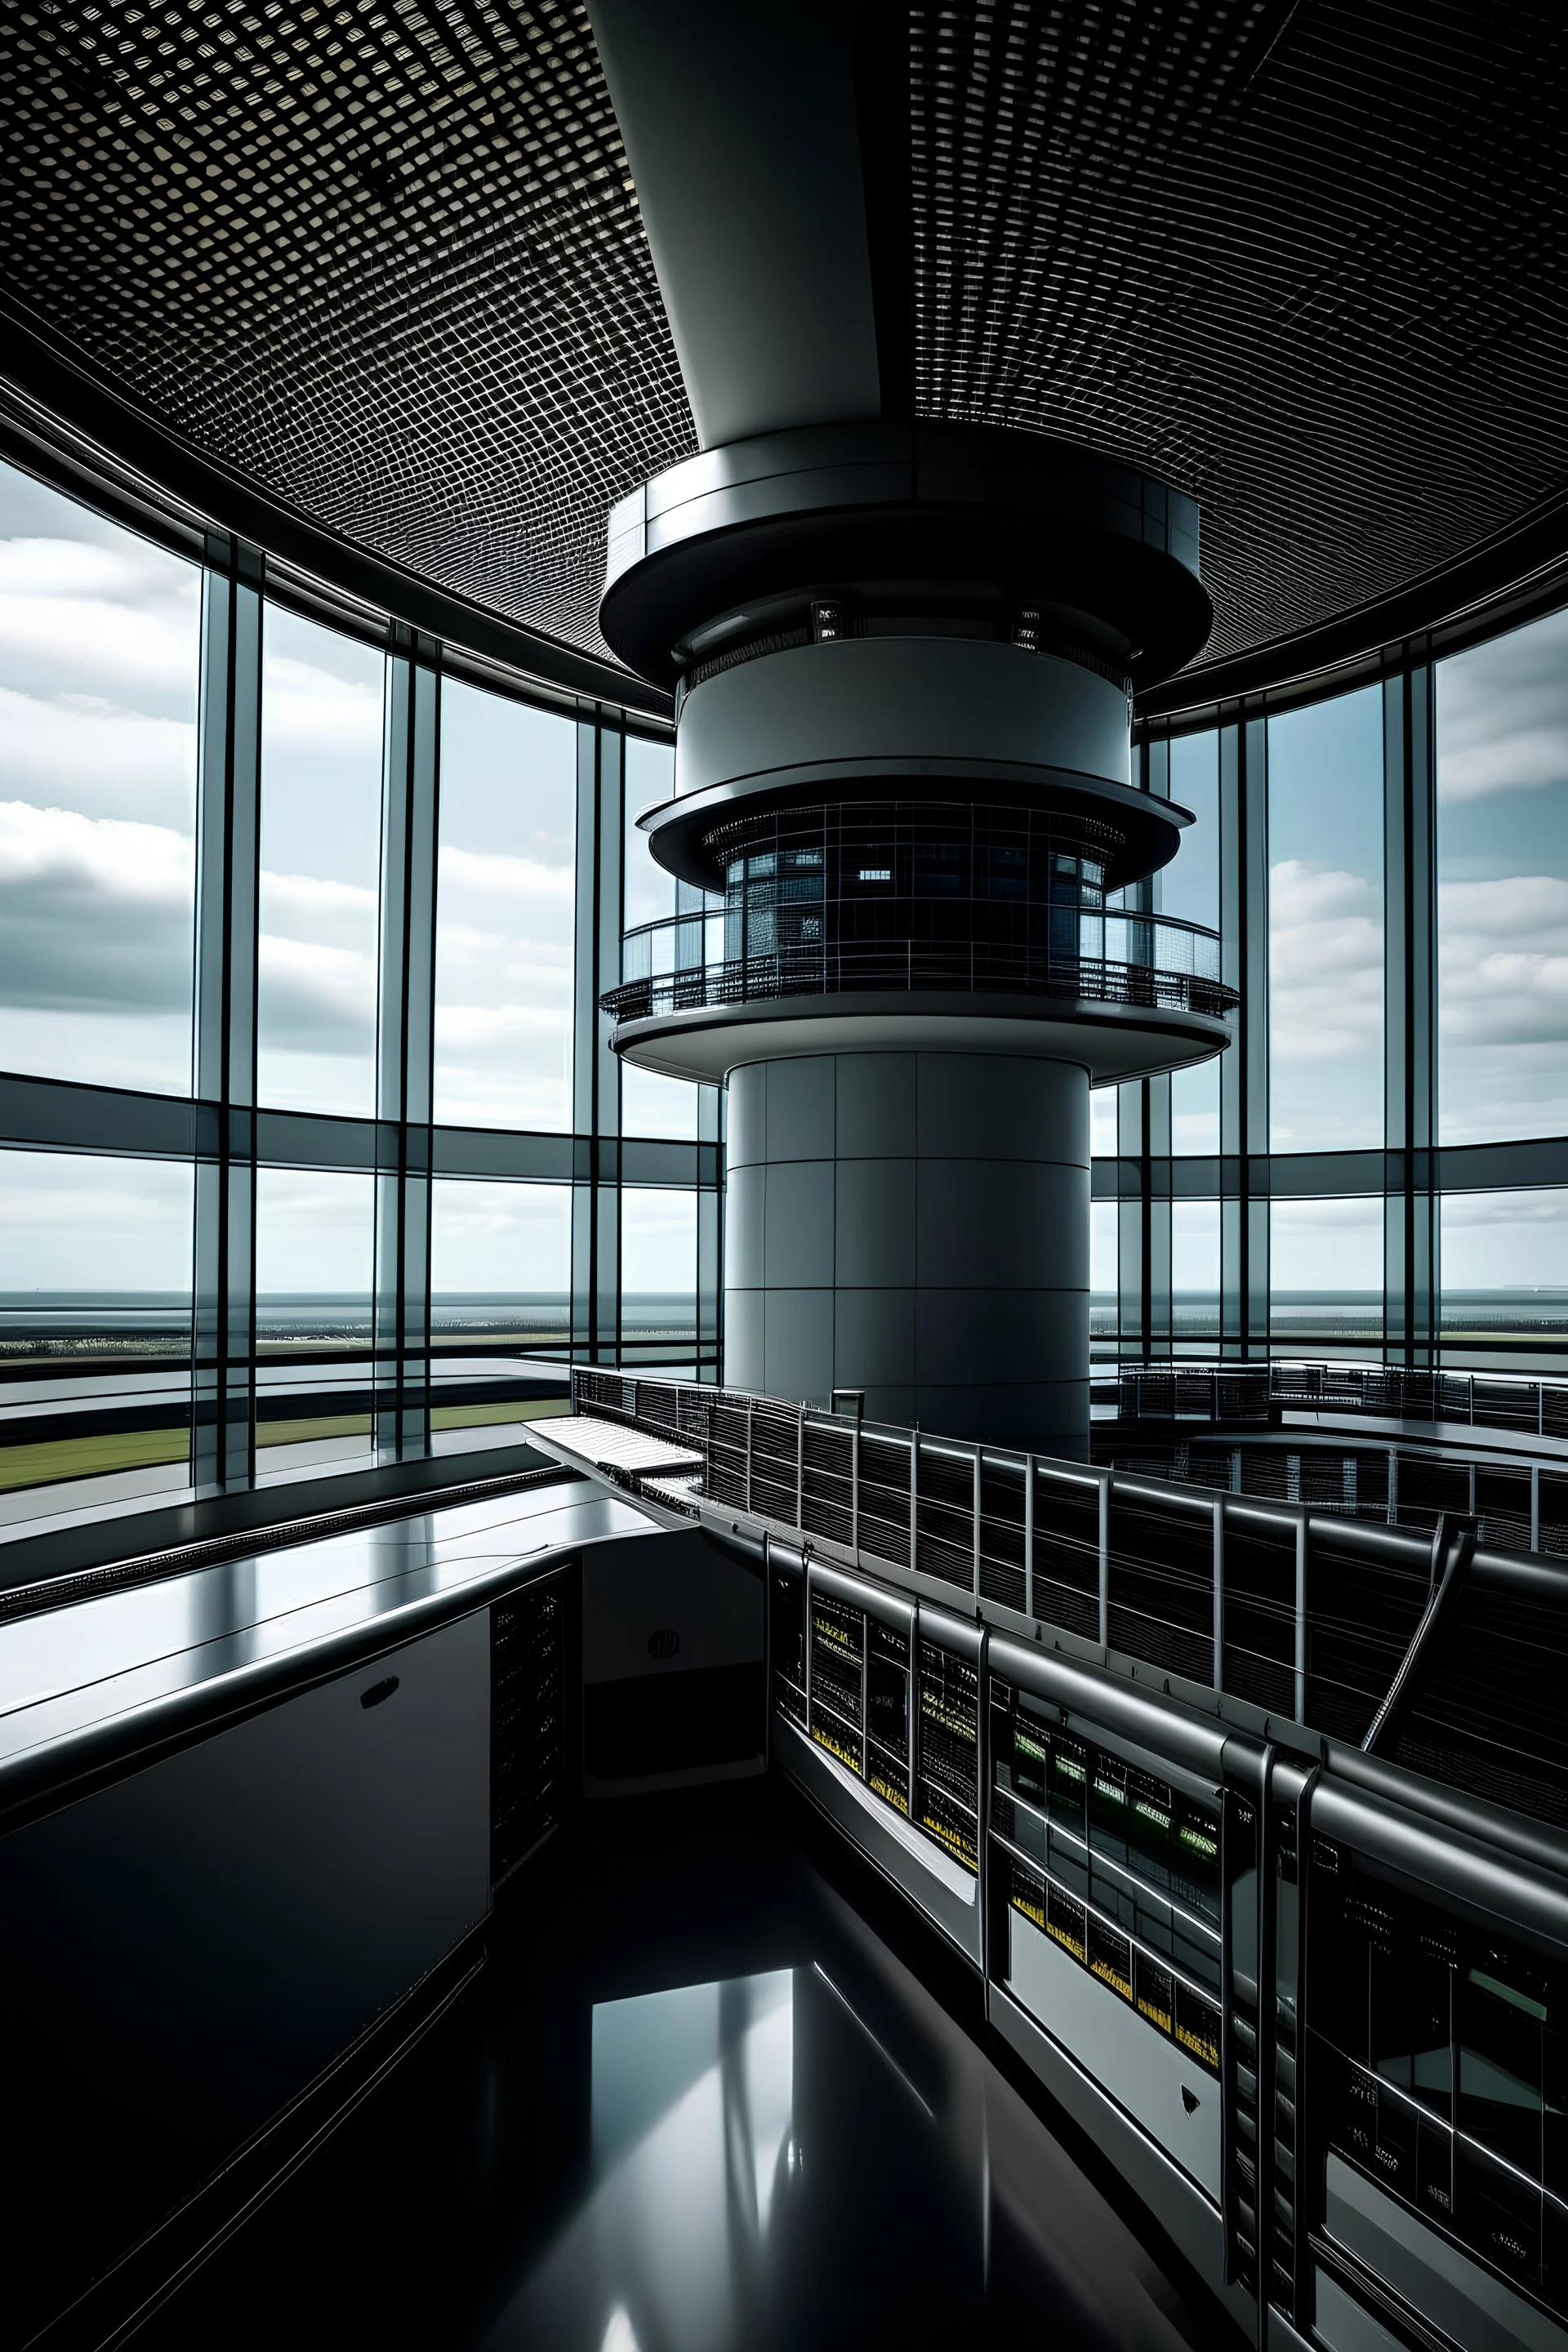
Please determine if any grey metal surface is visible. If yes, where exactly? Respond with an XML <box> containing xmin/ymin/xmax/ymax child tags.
<box><xmin>1004</xmin><ymin>1904</ymin><xmax>1221</xmax><ymax>2199</ymax></box>
<box><xmin>0</xmin><ymin>1479</ymin><xmax>654</xmax><ymax>1810</ymax></box>
<box><xmin>724</xmin><ymin>1050</ymin><xmax>1090</xmax><ymax>1451</ymax></box>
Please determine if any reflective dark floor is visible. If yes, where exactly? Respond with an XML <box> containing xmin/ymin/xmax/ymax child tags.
<box><xmin>144</xmin><ymin>1778</ymin><xmax>1234</xmax><ymax>2350</ymax></box>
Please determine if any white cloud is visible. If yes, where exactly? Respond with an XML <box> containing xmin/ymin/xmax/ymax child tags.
<box><xmin>1437</xmin><ymin>872</ymin><xmax>1568</xmax><ymax>1141</ymax></box>
<box><xmin>1437</xmin><ymin>605</ymin><xmax>1568</xmax><ymax>804</ymax></box>
<box><xmin>1268</xmin><ymin>860</ymin><xmax>1383</xmax><ymax>1065</ymax></box>
<box><xmin>0</xmin><ymin>800</ymin><xmax>193</xmax><ymax>1013</ymax></box>
<box><xmin>0</xmin><ymin>684</ymin><xmax>196</xmax><ymax>829</ymax></box>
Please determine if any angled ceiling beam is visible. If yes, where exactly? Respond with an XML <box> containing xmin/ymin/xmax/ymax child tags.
<box><xmin>586</xmin><ymin>0</ymin><xmax>891</xmax><ymax>446</ymax></box>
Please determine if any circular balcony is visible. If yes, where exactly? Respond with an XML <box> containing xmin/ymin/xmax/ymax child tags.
<box><xmin>602</xmin><ymin>911</ymin><xmax>1236</xmax><ymax>1086</ymax></box>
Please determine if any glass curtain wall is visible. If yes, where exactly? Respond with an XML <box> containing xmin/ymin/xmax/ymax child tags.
<box><xmin>0</xmin><ymin>457</ymin><xmax>199</xmax><ymax>1094</ymax></box>
<box><xmin>257</xmin><ymin>604</ymin><xmax>384</xmax><ymax>1116</ymax></box>
<box><xmin>434</xmin><ymin>681</ymin><xmax>577</xmax><ymax>1132</ymax></box>
<box><xmin>0</xmin><ymin>443</ymin><xmax>713</xmax><ymax>1524</ymax></box>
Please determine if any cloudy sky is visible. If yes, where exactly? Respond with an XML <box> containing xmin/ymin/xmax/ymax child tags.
<box><xmin>430</xmin><ymin>1178</ymin><xmax>571</xmax><ymax>1295</ymax></box>
<box><xmin>257</xmin><ymin>607</ymin><xmax>384</xmax><ymax>1116</ymax></box>
<box><xmin>1267</xmin><ymin>686</ymin><xmax>1385</xmax><ymax>1151</ymax></box>
<box><xmin>0</xmin><ymin>1148</ymin><xmax>194</xmax><ymax>1292</ymax></box>
<box><xmin>433</xmin><ymin>678</ymin><xmax>577</xmax><ymax>1131</ymax></box>
<box><xmin>622</xmin><ymin>1184</ymin><xmax>697</xmax><ymax>1297</ymax></box>
<box><xmin>1437</xmin><ymin>604</ymin><xmax>1568</xmax><ymax>1144</ymax></box>
<box><xmin>0</xmin><ymin>459</ymin><xmax>200</xmax><ymax>1096</ymax></box>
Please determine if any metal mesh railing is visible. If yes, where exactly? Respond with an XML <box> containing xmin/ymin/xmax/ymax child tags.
<box><xmin>603</xmin><ymin>934</ymin><xmax>1238</xmax><ymax>1026</ymax></box>
<box><xmin>567</xmin><ymin>1364</ymin><xmax>1558</xmax><ymax>1756</ymax></box>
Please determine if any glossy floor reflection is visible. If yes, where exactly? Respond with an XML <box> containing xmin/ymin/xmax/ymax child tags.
<box><xmin>147</xmin><ymin>1779</ymin><xmax>1233</xmax><ymax>2350</ymax></box>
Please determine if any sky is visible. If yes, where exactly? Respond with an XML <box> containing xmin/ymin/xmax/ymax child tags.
<box><xmin>0</xmin><ymin>1148</ymin><xmax>194</xmax><ymax>1292</ymax></box>
<box><xmin>433</xmin><ymin>677</ymin><xmax>577</xmax><ymax>1132</ymax></box>
<box><xmin>258</xmin><ymin>605</ymin><xmax>385</xmax><ymax>1115</ymax></box>
<box><xmin>430</xmin><ymin>1178</ymin><xmax>571</xmax><ymax>1294</ymax></box>
<box><xmin>621</xmin><ymin>1185</ymin><xmax>697</xmax><ymax>1296</ymax></box>
<box><xmin>1267</xmin><ymin>685</ymin><xmax>1384</xmax><ymax>1152</ymax></box>
<box><xmin>1437</xmin><ymin>604</ymin><xmax>1568</xmax><ymax>1144</ymax></box>
<box><xmin>0</xmin><ymin>458</ymin><xmax>199</xmax><ymax>1096</ymax></box>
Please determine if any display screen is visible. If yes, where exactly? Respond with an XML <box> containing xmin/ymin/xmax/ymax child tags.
<box><xmin>771</xmin><ymin>1568</ymin><xmax>806</xmax><ymax>1728</ymax></box>
<box><xmin>918</xmin><ymin>1638</ymin><xmax>979</xmax><ymax>1871</ymax></box>
<box><xmin>1311</xmin><ymin>1835</ymin><xmax>1568</xmax><ymax>2319</ymax></box>
<box><xmin>866</xmin><ymin>1616</ymin><xmax>911</xmax><ymax>1815</ymax></box>
<box><xmin>808</xmin><ymin>1589</ymin><xmax>864</xmax><ymax>1775</ymax></box>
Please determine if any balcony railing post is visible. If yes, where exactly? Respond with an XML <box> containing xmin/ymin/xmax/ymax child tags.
<box><xmin>973</xmin><ymin>1446</ymin><xmax>982</xmax><ymax>1601</ymax></box>
<box><xmin>1023</xmin><ymin>1455</ymin><xmax>1035</xmax><ymax>1620</ymax></box>
<box><xmin>1213</xmin><ymin>1494</ymin><xmax>1225</xmax><ymax>1690</ymax></box>
<box><xmin>910</xmin><ymin>1427</ymin><xmax>919</xmax><ymax>1575</ymax></box>
<box><xmin>796</xmin><ymin>1404</ymin><xmax>805</xmax><ymax>1531</ymax></box>
<box><xmin>1294</xmin><ymin>1512</ymin><xmax>1308</xmax><ymax>1721</ymax></box>
<box><xmin>1098</xmin><ymin>1472</ymin><xmax>1111</xmax><ymax>1650</ymax></box>
<box><xmin>745</xmin><ymin>1398</ymin><xmax>754</xmax><ymax>1513</ymax></box>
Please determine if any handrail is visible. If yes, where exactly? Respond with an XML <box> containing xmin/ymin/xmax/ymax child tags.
<box><xmin>604</xmin><ymin>939</ymin><xmax>1237</xmax><ymax>1024</ymax></box>
<box><xmin>1103</xmin><ymin>1352</ymin><xmax>1568</xmax><ymax>1441</ymax></box>
<box><xmin>567</xmin><ymin>1362</ymin><xmax>1561</xmax><ymax>1728</ymax></box>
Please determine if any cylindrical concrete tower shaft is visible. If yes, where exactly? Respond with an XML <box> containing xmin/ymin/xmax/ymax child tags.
<box><xmin>595</xmin><ymin>422</ymin><xmax>1236</xmax><ymax>1456</ymax></box>
<box><xmin>725</xmin><ymin>1053</ymin><xmax>1087</xmax><ymax>1448</ymax></box>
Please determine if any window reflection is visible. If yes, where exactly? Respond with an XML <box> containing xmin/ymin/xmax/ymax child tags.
<box><xmin>1438</xmin><ymin>606</ymin><xmax>1568</xmax><ymax>1145</ymax></box>
<box><xmin>0</xmin><ymin>459</ymin><xmax>199</xmax><ymax>1094</ymax></box>
<box><xmin>258</xmin><ymin>605</ymin><xmax>383</xmax><ymax>1116</ymax></box>
<box><xmin>434</xmin><ymin>680</ymin><xmax>575</xmax><ymax>1131</ymax></box>
<box><xmin>1270</xmin><ymin>1196</ymin><xmax>1383</xmax><ymax>1353</ymax></box>
<box><xmin>1441</xmin><ymin>1188</ymin><xmax>1568</xmax><ymax>1367</ymax></box>
<box><xmin>1268</xmin><ymin>687</ymin><xmax>1384</xmax><ymax>1150</ymax></box>
<box><xmin>621</xmin><ymin>1187</ymin><xmax>697</xmax><ymax>1370</ymax></box>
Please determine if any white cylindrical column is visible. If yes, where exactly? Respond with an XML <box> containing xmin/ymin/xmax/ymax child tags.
<box><xmin>724</xmin><ymin>1049</ymin><xmax>1090</xmax><ymax>1456</ymax></box>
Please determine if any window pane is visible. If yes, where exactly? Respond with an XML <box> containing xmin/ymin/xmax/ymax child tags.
<box><xmin>255</xmin><ymin>1167</ymin><xmax>374</xmax><ymax>1356</ymax></box>
<box><xmin>434</xmin><ymin>682</ymin><xmax>575</xmax><ymax>1131</ymax></box>
<box><xmin>1270</xmin><ymin>1197</ymin><xmax>1383</xmax><ymax>1353</ymax></box>
<box><xmin>1091</xmin><ymin>1199</ymin><xmax>1118</xmax><ymax>1346</ymax></box>
<box><xmin>0</xmin><ymin>1149</ymin><xmax>192</xmax><ymax>1501</ymax></box>
<box><xmin>622</xmin><ymin>1061</ymin><xmax>700</xmax><ymax>1139</ymax></box>
<box><xmin>1173</xmin><ymin>1200</ymin><xmax>1220</xmax><ymax>1343</ymax></box>
<box><xmin>624</xmin><ymin>735</ymin><xmax>675</xmax><ymax>929</ymax></box>
<box><xmin>1090</xmin><ymin>1089</ymin><xmax>1118</xmax><ymax>1156</ymax></box>
<box><xmin>1441</xmin><ymin>1189</ymin><xmax>1568</xmax><ymax>1368</ymax></box>
<box><xmin>621</xmin><ymin>1186</ymin><xmax>697</xmax><ymax>1369</ymax></box>
<box><xmin>1268</xmin><ymin>687</ymin><xmax>1383</xmax><ymax>1149</ymax></box>
<box><xmin>1163</xmin><ymin>732</ymin><xmax>1219</xmax><ymax>929</ymax></box>
<box><xmin>1171</xmin><ymin>1063</ymin><xmax>1219</xmax><ymax>1156</ymax></box>
<box><xmin>430</xmin><ymin>1179</ymin><xmax>571</xmax><ymax>1356</ymax></box>
<box><xmin>1437</xmin><ymin>606</ymin><xmax>1568</xmax><ymax>1144</ymax></box>
<box><xmin>1164</xmin><ymin>733</ymin><xmax>1223</xmax><ymax>1155</ymax></box>
<box><xmin>0</xmin><ymin>459</ymin><xmax>199</xmax><ymax>1092</ymax></box>
<box><xmin>258</xmin><ymin>606</ymin><xmax>383</xmax><ymax>1116</ymax></box>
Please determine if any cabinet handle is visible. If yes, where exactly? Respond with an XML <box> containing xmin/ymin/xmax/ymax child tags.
<box><xmin>360</xmin><ymin>1675</ymin><xmax>400</xmax><ymax>1709</ymax></box>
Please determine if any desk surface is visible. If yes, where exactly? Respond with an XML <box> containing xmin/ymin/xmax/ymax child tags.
<box><xmin>0</xmin><ymin>1476</ymin><xmax>656</xmax><ymax>1807</ymax></box>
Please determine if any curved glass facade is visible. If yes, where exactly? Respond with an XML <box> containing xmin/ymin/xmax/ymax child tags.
<box><xmin>0</xmin><ymin>443</ymin><xmax>715</xmax><ymax>1525</ymax></box>
<box><xmin>2</xmin><ymin>414</ymin><xmax>1567</xmax><ymax>1527</ymax></box>
<box><xmin>1123</xmin><ymin>596</ymin><xmax>1568</xmax><ymax>1370</ymax></box>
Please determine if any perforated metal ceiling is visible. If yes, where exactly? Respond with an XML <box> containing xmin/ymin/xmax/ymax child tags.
<box><xmin>911</xmin><ymin>0</ymin><xmax>1568</xmax><ymax>672</ymax></box>
<box><xmin>2</xmin><ymin>2</ymin><xmax>1566</xmax><ymax>684</ymax></box>
<box><xmin>0</xmin><ymin>0</ymin><xmax>695</xmax><ymax>665</ymax></box>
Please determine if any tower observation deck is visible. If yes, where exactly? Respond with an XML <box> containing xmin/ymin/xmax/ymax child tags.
<box><xmin>598</xmin><ymin>424</ymin><xmax>1235</xmax><ymax>1456</ymax></box>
